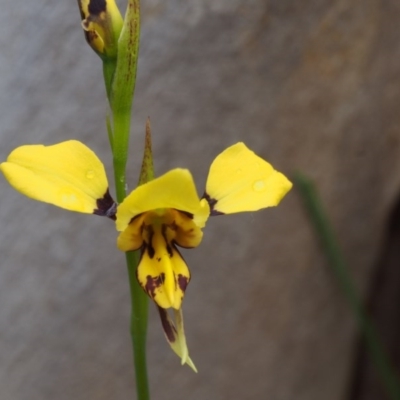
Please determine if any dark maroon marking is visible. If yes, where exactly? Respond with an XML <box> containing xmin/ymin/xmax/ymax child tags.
<box><xmin>94</xmin><ymin>189</ymin><xmax>117</xmax><ymax>220</ymax></box>
<box><xmin>177</xmin><ymin>274</ymin><xmax>189</xmax><ymax>292</ymax></box>
<box><xmin>161</xmin><ymin>224</ymin><xmax>173</xmax><ymax>258</ymax></box>
<box><xmin>166</xmin><ymin>242</ymin><xmax>173</xmax><ymax>258</ymax></box>
<box><xmin>202</xmin><ymin>192</ymin><xmax>225</xmax><ymax>216</ymax></box>
<box><xmin>175</xmin><ymin>209</ymin><xmax>194</xmax><ymax>219</ymax></box>
<box><xmin>156</xmin><ymin>257</ymin><xmax>161</xmax><ymax>262</ymax></box>
<box><xmin>88</xmin><ymin>0</ymin><xmax>107</xmax><ymax>15</ymax></box>
<box><xmin>143</xmin><ymin>240</ymin><xmax>155</xmax><ymax>259</ymax></box>
<box><xmin>128</xmin><ymin>213</ymin><xmax>144</xmax><ymax>225</ymax></box>
<box><xmin>157</xmin><ymin>306</ymin><xmax>177</xmax><ymax>343</ymax></box>
<box><xmin>174</xmin><ymin>247</ymin><xmax>191</xmax><ymax>290</ymax></box>
<box><xmin>143</xmin><ymin>273</ymin><xmax>165</xmax><ymax>299</ymax></box>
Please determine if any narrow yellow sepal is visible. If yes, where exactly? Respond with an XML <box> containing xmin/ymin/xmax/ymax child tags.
<box><xmin>205</xmin><ymin>142</ymin><xmax>292</xmax><ymax>214</ymax></box>
<box><xmin>158</xmin><ymin>307</ymin><xmax>197</xmax><ymax>372</ymax></box>
<box><xmin>0</xmin><ymin>140</ymin><xmax>109</xmax><ymax>214</ymax></box>
<box><xmin>116</xmin><ymin>169</ymin><xmax>209</xmax><ymax>232</ymax></box>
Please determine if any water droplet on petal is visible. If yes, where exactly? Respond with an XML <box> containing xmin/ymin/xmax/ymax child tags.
<box><xmin>86</xmin><ymin>170</ymin><xmax>95</xmax><ymax>179</ymax></box>
<box><xmin>253</xmin><ymin>180</ymin><xmax>265</xmax><ymax>192</ymax></box>
<box><xmin>62</xmin><ymin>193</ymin><xmax>77</xmax><ymax>203</ymax></box>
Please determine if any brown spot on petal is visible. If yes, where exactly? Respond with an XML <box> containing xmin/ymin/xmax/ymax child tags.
<box><xmin>202</xmin><ymin>192</ymin><xmax>225</xmax><ymax>216</ymax></box>
<box><xmin>94</xmin><ymin>189</ymin><xmax>117</xmax><ymax>220</ymax></box>
<box><xmin>177</xmin><ymin>274</ymin><xmax>189</xmax><ymax>292</ymax></box>
<box><xmin>144</xmin><ymin>273</ymin><xmax>165</xmax><ymax>300</ymax></box>
<box><xmin>143</xmin><ymin>238</ymin><xmax>155</xmax><ymax>259</ymax></box>
<box><xmin>161</xmin><ymin>224</ymin><xmax>173</xmax><ymax>257</ymax></box>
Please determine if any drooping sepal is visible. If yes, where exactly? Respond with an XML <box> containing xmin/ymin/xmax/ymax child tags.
<box><xmin>0</xmin><ymin>140</ymin><xmax>115</xmax><ymax>216</ymax></box>
<box><xmin>204</xmin><ymin>142</ymin><xmax>292</xmax><ymax>215</ymax></box>
<box><xmin>158</xmin><ymin>306</ymin><xmax>197</xmax><ymax>372</ymax></box>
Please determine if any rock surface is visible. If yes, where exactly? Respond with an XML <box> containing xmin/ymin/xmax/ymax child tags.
<box><xmin>0</xmin><ymin>1</ymin><xmax>399</xmax><ymax>399</ymax></box>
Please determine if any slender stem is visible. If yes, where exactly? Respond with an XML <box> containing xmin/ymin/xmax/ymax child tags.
<box><xmin>110</xmin><ymin>0</ymin><xmax>141</xmax><ymax>190</ymax></box>
<box><xmin>114</xmin><ymin>158</ymin><xmax>150</xmax><ymax>400</ymax></box>
<box><xmin>103</xmin><ymin>59</ymin><xmax>117</xmax><ymax>102</ymax></box>
<box><xmin>294</xmin><ymin>173</ymin><xmax>400</xmax><ymax>400</ymax></box>
<box><xmin>126</xmin><ymin>251</ymin><xmax>150</xmax><ymax>400</ymax></box>
<box><xmin>112</xmin><ymin>111</ymin><xmax>131</xmax><ymax>200</ymax></box>
<box><xmin>108</xmin><ymin>1</ymin><xmax>149</xmax><ymax>398</ymax></box>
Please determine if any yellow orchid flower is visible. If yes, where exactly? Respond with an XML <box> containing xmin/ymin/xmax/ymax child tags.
<box><xmin>0</xmin><ymin>140</ymin><xmax>292</xmax><ymax>370</ymax></box>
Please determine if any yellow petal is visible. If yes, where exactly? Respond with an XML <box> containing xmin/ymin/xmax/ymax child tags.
<box><xmin>157</xmin><ymin>306</ymin><xmax>197</xmax><ymax>372</ymax></box>
<box><xmin>205</xmin><ymin>142</ymin><xmax>292</xmax><ymax>214</ymax></box>
<box><xmin>169</xmin><ymin>209</ymin><xmax>204</xmax><ymax>248</ymax></box>
<box><xmin>137</xmin><ymin>227</ymin><xmax>190</xmax><ymax>310</ymax></box>
<box><xmin>116</xmin><ymin>169</ymin><xmax>209</xmax><ymax>232</ymax></box>
<box><xmin>0</xmin><ymin>140</ymin><xmax>110</xmax><ymax>214</ymax></box>
<box><xmin>117</xmin><ymin>214</ymin><xmax>145</xmax><ymax>251</ymax></box>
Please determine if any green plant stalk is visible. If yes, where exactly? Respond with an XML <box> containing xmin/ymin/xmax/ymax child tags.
<box><xmin>110</xmin><ymin>0</ymin><xmax>141</xmax><ymax>200</ymax></box>
<box><xmin>103</xmin><ymin>59</ymin><xmax>117</xmax><ymax>102</ymax></box>
<box><xmin>125</xmin><ymin>250</ymin><xmax>150</xmax><ymax>400</ymax></box>
<box><xmin>294</xmin><ymin>173</ymin><xmax>400</xmax><ymax>400</ymax></box>
<box><xmin>106</xmin><ymin>1</ymin><xmax>150</xmax><ymax>399</ymax></box>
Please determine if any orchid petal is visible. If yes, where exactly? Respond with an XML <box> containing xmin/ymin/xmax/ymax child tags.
<box><xmin>204</xmin><ymin>142</ymin><xmax>292</xmax><ymax>215</ymax></box>
<box><xmin>117</xmin><ymin>214</ymin><xmax>145</xmax><ymax>251</ymax></box>
<box><xmin>136</xmin><ymin>228</ymin><xmax>190</xmax><ymax>310</ymax></box>
<box><xmin>116</xmin><ymin>169</ymin><xmax>209</xmax><ymax>232</ymax></box>
<box><xmin>0</xmin><ymin>141</ymin><xmax>113</xmax><ymax>215</ymax></box>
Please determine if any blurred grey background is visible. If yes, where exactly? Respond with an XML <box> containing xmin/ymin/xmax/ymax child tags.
<box><xmin>1</xmin><ymin>0</ymin><xmax>400</xmax><ymax>399</ymax></box>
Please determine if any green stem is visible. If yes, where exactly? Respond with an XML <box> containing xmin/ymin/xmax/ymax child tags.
<box><xmin>112</xmin><ymin>117</ymin><xmax>150</xmax><ymax>399</ymax></box>
<box><xmin>293</xmin><ymin>173</ymin><xmax>400</xmax><ymax>400</ymax></box>
<box><xmin>113</xmin><ymin>156</ymin><xmax>149</xmax><ymax>399</ymax></box>
<box><xmin>126</xmin><ymin>251</ymin><xmax>150</xmax><ymax>400</ymax></box>
<box><xmin>112</xmin><ymin>111</ymin><xmax>131</xmax><ymax>201</ymax></box>
<box><xmin>114</xmin><ymin>155</ymin><xmax>150</xmax><ymax>400</ymax></box>
<box><xmin>110</xmin><ymin>0</ymin><xmax>141</xmax><ymax>189</ymax></box>
<box><xmin>103</xmin><ymin>59</ymin><xmax>117</xmax><ymax>102</ymax></box>
<box><xmin>108</xmin><ymin>1</ymin><xmax>149</xmax><ymax>398</ymax></box>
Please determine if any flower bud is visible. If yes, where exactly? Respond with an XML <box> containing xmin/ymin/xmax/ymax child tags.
<box><xmin>77</xmin><ymin>0</ymin><xmax>123</xmax><ymax>59</ymax></box>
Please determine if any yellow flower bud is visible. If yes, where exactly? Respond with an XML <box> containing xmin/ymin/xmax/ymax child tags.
<box><xmin>77</xmin><ymin>0</ymin><xmax>123</xmax><ymax>58</ymax></box>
